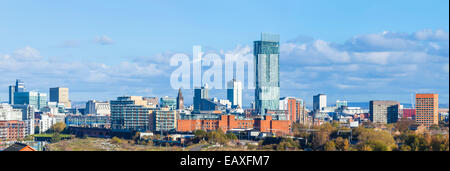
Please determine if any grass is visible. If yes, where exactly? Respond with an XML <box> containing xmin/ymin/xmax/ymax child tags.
<box><xmin>33</xmin><ymin>133</ymin><xmax>72</xmax><ymax>138</ymax></box>
<box><xmin>46</xmin><ymin>137</ymin><xmax>189</xmax><ymax>151</ymax></box>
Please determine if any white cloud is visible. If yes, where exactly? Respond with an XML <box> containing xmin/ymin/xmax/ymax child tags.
<box><xmin>12</xmin><ymin>46</ymin><xmax>41</xmax><ymax>61</ymax></box>
<box><xmin>95</xmin><ymin>35</ymin><xmax>114</xmax><ymax>45</ymax></box>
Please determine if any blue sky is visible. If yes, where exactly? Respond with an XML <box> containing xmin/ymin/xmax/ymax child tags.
<box><xmin>0</xmin><ymin>0</ymin><xmax>449</xmax><ymax>107</ymax></box>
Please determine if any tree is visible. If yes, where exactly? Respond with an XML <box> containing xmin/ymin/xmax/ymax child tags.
<box><xmin>399</xmin><ymin>145</ymin><xmax>412</xmax><ymax>151</ymax></box>
<box><xmin>395</xmin><ymin>117</ymin><xmax>414</xmax><ymax>132</ymax></box>
<box><xmin>356</xmin><ymin>128</ymin><xmax>396</xmax><ymax>151</ymax></box>
<box><xmin>324</xmin><ymin>141</ymin><xmax>336</xmax><ymax>151</ymax></box>
<box><xmin>335</xmin><ymin>137</ymin><xmax>350</xmax><ymax>151</ymax></box>
<box><xmin>311</xmin><ymin>131</ymin><xmax>329</xmax><ymax>150</ymax></box>
<box><xmin>50</xmin><ymin>122</ymin><xmax>66</xmax><ymax>133</ymax></box>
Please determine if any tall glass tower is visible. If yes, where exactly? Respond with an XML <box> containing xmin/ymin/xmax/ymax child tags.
<box><xmin>254</xmin><ymin>33</ymin><xmax>280</xmax><ymax>115</ymax></box>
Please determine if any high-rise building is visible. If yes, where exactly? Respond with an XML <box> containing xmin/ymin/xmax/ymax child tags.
<box><xmin>227</xmin><ymin>79</ymin><xmax>243</xmax><ymax>108</ymax></box>
<box><xmin>193</xmin><ymin>84</ymin><xmax>209</xmax><ymax>111</ymax></box>
<box><xmin>110</xmin><ymin>96</ymin><xmax>154</xmax><ymax>132</ymax></box>
<box><xmin>8</xmin><ymin>85</ymin><xmax>15</xmax><ymax>105</ymax></box>
<box><xmin>313</xmin><ymin>94</ymin><xmax>327</xmax><ymax>112</ymax></box>
<box><xmin>8</xmin><ymin>79</ymin><xmax>25</xmax><ymax>105</ymax></box>
<box><xmin>85</xmin><ymin>100</ymin><xmax>110</xmax><ymax>116</ymax></box>
<box><xmin>176</xmin><ymin>88</ymin><xmax>184</xmax><ymax>110</ymax></box>
<box><xmin>254</xmin><ymin>33</ymin><xmax>280</xmax><ymax>115</ymax></box>
<box><xmin>14</xmin><ymin>91</ymin><xmax>47</xmax><ymax>110</ymax></box>
<box><xmin>15</xmin><ymin>79</ymin><xmax>25</xmax><ymax>92</ymax></box>
<box><xmin>295</xmin><ymin>98</ymin><xmax>308</xmax><ymax>126</ymax></box>
<box><xmin>369</xmin><ymin>100</ymin><xmax>400</xmax><ymax>124</ymax></box>
<box><xmin>280</xmin><ymin>97</ymin><xmax>308</xmax><ymax>126</ymax></box>
<box><xmin>49</xmin><ymin>87</ymin><xmax>71</xmax><ymax>109</ymax></box>
<box><xmin>415</xmin><ymin>94</ymin><xmax>439</xmax><ymax>127</ymax></box>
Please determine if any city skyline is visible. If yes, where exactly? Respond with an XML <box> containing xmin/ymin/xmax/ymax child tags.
<box><xmin>0</xmin><ymin>0</ymin><xmax>449</xmax><ymax>107</ymax></box>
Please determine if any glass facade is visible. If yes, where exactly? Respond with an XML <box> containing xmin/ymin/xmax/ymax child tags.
<box><xmin>160</xmin><ymin>96</ymin><xmax>177</xmax><ymax>110</ymax></box>
<box><xmin>13</xmin><ymin>91</ymin><xmax>47</xmax><ymax>110</ymax></box>
<box><xmin>254</xmin><ymin>33</ymin><xmax>280</xmax><ymax>115</ymax></box>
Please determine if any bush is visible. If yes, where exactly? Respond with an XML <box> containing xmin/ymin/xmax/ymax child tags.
<box><xmin>111</xmin><ymin>136</ymin><xmax>122</xmax><ymax>144</ymax></box>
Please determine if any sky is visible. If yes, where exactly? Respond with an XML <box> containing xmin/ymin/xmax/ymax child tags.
<box><xmin>0</xmin><ymin>0</ymin><xmax>449</xmax><ymax>107</ymax></box>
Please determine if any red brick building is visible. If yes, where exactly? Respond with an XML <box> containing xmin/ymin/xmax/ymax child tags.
<box><xmin>177</xmin><ymin>114</ymin><xmax>290</xmax><ymax>135</ymax></box>
<box><xmin>0</xmin><ymin>120</ymin><xmax>27</xmax><ymax>141</ymax></box>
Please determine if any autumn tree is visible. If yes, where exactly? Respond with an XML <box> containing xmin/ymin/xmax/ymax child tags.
<box><xmin>324</xmin><ymin>141</ymin><xmax>336</xmax><ymax>151</ymax></box>
<box><xmin>50</xmin><ymin>122</ymin><xmax>66</xmax><ymax>134</ymax></box>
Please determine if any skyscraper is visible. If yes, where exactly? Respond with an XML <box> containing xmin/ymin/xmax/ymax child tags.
<box><xmin>193</xmin><ymin>83</ymin><xmax>209</xmax><ymax>111</ymax></box>
<box><xmin>49</xmin><ymin>87</ymin><xmax>71</xmax><ymax>108</ymax></box>
<box><xmin>227</xmin><ymin>79</ymin><xmax>242</xmax><ymax>108</ymax></box>
<box><xmin>8</xmin><ymin>79</ymin><xmax>25</xmax><ymax>105</ymax></box>
<box><xmin>8</xmin><ymin>85</ymin><xmax>15</xmax><ymax>105</ymax></box>
<box><xmin>15</xmin><ymin>79</ymin><xmax>25</xmax><ymax>92</ymax></box>
<box><xmin>254</xmin><ymin>33</ymin><xmax>280</xmax><ymax>115</ymax></box>
<box><xmin>176</xmin><ymin>88</ymin><xmax>184</xmax><ymax>110</ymax></box>
<box><xmin>313</xmin><ymin>94</ymin><xmax>327</xmax><ymax>112</ymax></box>
<box><xmin>415</xmin><ymin>94</ymin><xmax>439</xmax><ymax>128</ymax></box>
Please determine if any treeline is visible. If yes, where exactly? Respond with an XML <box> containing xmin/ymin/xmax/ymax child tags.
<box><xmin>291</xmin><ymin>119</ymin><xmax>449</xmax><ymax>151</ymax></box>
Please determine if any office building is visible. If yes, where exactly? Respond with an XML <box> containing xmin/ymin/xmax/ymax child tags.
<box><xmin>85</xmin><ymin>100</ymin><xmax>110</xmax><ymax>116</ymax></box>
<box><xmin>13</xmin><ymin>91</ymin><xmax>47</xmax><ymax>110</ymax></box>
<box><xmin>15</xmin><ymin>79</ymin><xmax>25</xmax><ymax>92</ymax></box>
<box><xmin>313</xmin><ymin>94</ymin><xmax>327</xmax><ymax>111</ymax></box>
<box><xmin>8</xmin><ymin>85</ymin><xmax>15</xmax><ymax>105</ymax></box>
<box><xmin>193</xmin><ymin>84</ymin><xmax>209</xmax><ymax>111</ymax></box>
<box><xmin>254</xmin><ymin>33</ymin><xmax>280</xmax><ymax>115</ymax></box>
<box><xmin>8</xmin><ymin>79</ymin><xmax>25</xmax><ymax>105</ymax></box>
<box><xmin>49</xmin><ymin>87</ymin><xmax>71</xmax><ymax>109</ymax></box>
<box><xmin>369</xmin><ymin>100</ymin><xmax>400</xmax><ymax>124</ymax></box>
<box><xmin>110</xmin><ymin>96</ymin><xmax>154</xmax><ymax>132</ymax></box>
<box><xmin>160</xmin><ymin>96</ymin><xmax>177</xmax><ymax>110</ymax></box>
<box><xmin>415</xmin><ymin>94</ymin><xmax>439</xmax><ymax>127</ymax></box>
<box><xmin>227</xmin><ymin>79</ymin><xmax>243</xmax><ymax>108</ymax></box>
<box><xmin>176</xmin><ymin>88</ymin><xmax>184</xmax><ymax>110</ymax></box>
